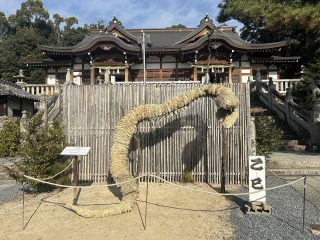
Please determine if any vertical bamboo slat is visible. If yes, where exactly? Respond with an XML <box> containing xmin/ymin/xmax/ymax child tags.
<box><xmin>62</xmin><ymin>83</ymin><xmax>249</xmax><ymax>184</ymax></box>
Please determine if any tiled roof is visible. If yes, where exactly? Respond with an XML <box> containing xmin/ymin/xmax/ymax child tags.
<box><xmin>0</xmin><ymin>80</ymin><xmax>40</xmax><ymax>101</ymax></box>
<box><xmin>37</xmin><ymin>15</ymin><xmax>287</xmax><ymax>54</ymax></box>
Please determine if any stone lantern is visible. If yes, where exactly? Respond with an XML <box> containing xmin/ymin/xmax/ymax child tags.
<box><xmin>14</xmin><ymin>69</ymin><xmax>27</xmax><ymax>86</ymax></box>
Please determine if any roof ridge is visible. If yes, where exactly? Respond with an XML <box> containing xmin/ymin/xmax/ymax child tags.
<box><xmin>0</xmin><ymin>79</ymin><xmax>21</xmax><ymax>89</ymax></box>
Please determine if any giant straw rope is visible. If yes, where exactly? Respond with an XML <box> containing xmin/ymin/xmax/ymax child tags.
<box><xmin>67</xmin><ymin>85</ymin><xmax>239</xmax><ymax>217</ymax></box>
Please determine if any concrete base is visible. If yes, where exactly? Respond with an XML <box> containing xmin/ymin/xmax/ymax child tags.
<box><xmin>245</xmin><ymin>201</ymin><xmax>272</xmax><ymax>215</ymax></box>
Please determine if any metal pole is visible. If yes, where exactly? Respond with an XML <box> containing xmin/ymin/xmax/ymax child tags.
<box><xmin>22</xmin><ymin>179</ymin><xmax>25</xmax><ymax>230</ymax></box>
<box><xmin>221</xmin><ymin>127</ymin><xmax>227</xmax><ymax>193</ymax></box>
<box><xmin>73</xmin><ymin>156</ymin><xmax>79</xmax><ymax>205</ymax></box>
<box><xmin>142</xmin><ymin>31</ymin><xmax>146</xmax><ymax>84</ymax></box>
<box><xmin>302</xmin><ymin>175</ymin><xmax>306</xmax><ymax>232</ymax></box>
<box><xmin>144</xmin><ymin>173</ymin><xmax>149</xmax><ymax>230</ymax></box>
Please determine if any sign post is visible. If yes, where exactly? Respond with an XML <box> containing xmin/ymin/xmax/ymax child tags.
<box><xmin>245</xmin><ymin>156</ymin><xmax>272</xmax><ymax>214</ymax></box>
<box><xmin>61</xmin><ymin>147</ymin><xmax>91</xmax><ymax>205</ymax></box>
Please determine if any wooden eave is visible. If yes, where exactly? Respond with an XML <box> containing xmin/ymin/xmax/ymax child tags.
<box><xmin>196</xmin><ymin>59</ymin><xmax>228</xmax><ymax>65</ymax></box>
<box><xmin>39</xmin><ymin>35</ymin><xmax>140</xmax><ymax>55</ymax></box>
<box><xmin>250</xmin><ymin>56</ymin><xmax>301</xmax><ymax>63</ymax></box>
<box><xmin>94</xmin><ymin>60</ymin><xmax>126</xmax><ymax>67</ymax></box>
<box><xmin>26</xmin><ymin>60</ymin><xmax>73</xmax><ymax>67</ymax></box>
<box><xmin>180</xmin><ymin>32</ymin><xmax>286</xmax><ymax>53</ymax></box>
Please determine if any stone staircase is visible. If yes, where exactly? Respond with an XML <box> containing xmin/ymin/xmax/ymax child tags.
<box><xmin>250</xmin><ymin>95</ymin><xmax>320</xmax><ymax>176</ymax></box>
<box><xmin>250</xmin><ymin>96</ymin><xmax>307</xmax><ymax>152</ymax></box>
<box><xmin>266</xmin><ymin>151</ymin><xmax>320</xmax><ymax>176</ymax></box>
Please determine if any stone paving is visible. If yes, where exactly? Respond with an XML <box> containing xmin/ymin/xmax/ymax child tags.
<box><xmin>269</xmin><ymin>151</ymin><xmax>320</xmax><ymax>210</ymax></box>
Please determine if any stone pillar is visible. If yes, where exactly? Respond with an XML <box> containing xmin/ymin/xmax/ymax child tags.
<box><xmin>255</xmin><ymin>69</ymin><xmax>263</xmax><ymax>97</ymax></box>
<box><xmin>268</xmin><ymin>77</ymin><xmax>274</xmax><ymax>110</ymax></box>
<box><xmin>55</xmin><ymin>80</ymin><xmax>61</xmax><ymax>109</ymax></box>
<box><xmin>20</xmin><ymin>110</ymin><xmax>28</xmax><ymax>134</ymax></box>
<box><xmin>104</xmin><ymin>69</ymin><xmax>110</xmax><ymax>84</ymax></box>
<box><xmin>65</xmin><ymin>68</ymin><xmax>72</xmax><ymax>84</ymax></box>
<box><xmin>285</xmin><ymin>88</ymin><xmax>293</xmax><ymax>125</ymax></box>
<box><xmin>40</xmin><ymin>95</ymin><xmax>48</xmax><ymax>125</ymax></box>
<box><xmin>311</xmin><ymin>100</ymin><xmax>320</xmax><ymax>148</ymax></box>
<box><xmin>54</xmin><ymin>80</ymin><xmax>60</xmax><ymax>94</ymax></box>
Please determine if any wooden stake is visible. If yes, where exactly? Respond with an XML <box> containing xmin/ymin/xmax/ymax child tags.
<box><xmin>73</xmin><ymin>156</ymin><xmax>79</xmax><ymax>205</ymax></box>
<box><xmin>221</xmin><ymin>127</ymin><xmax>228</xmax><ymax>193</ymax></box>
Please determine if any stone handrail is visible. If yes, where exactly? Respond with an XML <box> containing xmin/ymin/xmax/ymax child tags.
<box><xmin>255</xmin><ymin>76</ymin><xmax>320</xmax><ymax>150</ymax></box>
<box><xmin>257</xmin><ymin>79</ymin><xmax>301</xmax><ymax>93</ymax></box>
<box><xmin>37</xmin><ymin>81</ymin><xmax>63</xmax><ymax>124</ymax></box>
<box><xmin>21</xmin><ymin>84</ymin><xmax>56</xmax><ymax>96</ymax></box>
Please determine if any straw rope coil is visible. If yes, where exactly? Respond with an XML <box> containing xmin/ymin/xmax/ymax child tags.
<box><xmin>67</xmin><ymin>85</ymin><xmax>239</xmax><ymax>217</ymax></box>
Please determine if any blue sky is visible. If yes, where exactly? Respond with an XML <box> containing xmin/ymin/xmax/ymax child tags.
<box><xmin>0</xmin><ymin>0</ymin><xmax>242</xmax><ymax>29</ymax></box>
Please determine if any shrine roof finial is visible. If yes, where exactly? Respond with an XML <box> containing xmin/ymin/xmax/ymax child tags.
<box><xmin>110</xmin><ymin>15</ymin><xmax>123</xmax><ymax>28</ymax></box>
<box><xmin>199</xmin><ymin>13</ymin><xmax>215</xmax><ymax>27</ymax></box>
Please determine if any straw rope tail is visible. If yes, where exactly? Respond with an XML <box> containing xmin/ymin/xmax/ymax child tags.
<box><xmin>67</xmin><ymin>85</ymin><xmax>239</xmax><ymax>217</ymax></box>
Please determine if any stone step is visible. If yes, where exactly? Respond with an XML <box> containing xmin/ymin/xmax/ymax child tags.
<box><xmin>281</xmin><ymin>134</ymin><xmax>301</xmax><ymax>140</ymax></box>
<box><xmin>266</xmin><ymin>168</ymin><xmax>320</xmax><ymax>176</ymax></box>
<box><xmin>278</xmin><ymin>139</ymin><xmax>306</xmax><ymax>151</ymax></box>
<box><xmin>279</xmin><ymin>139</ymin><xmax>299</xmax><ymax>146</ymax></box>
<box><xmin>267</xmin><ymin>159</ymin><xmax>320</xmax><ymax>169</ymax></box>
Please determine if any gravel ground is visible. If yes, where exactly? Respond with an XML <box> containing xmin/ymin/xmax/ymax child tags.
<box><xmin>0</xmin><ymin>180</ymin><xmax>23</xmax><ymax>204</ymax></box>
<box><xmin>230</xmin><ymin>176</ymin><xmax>320</xmax><ymax>240</ymax></box>
<box><xmin>1</xmin><ymin>176</ymin><xmax>319</xmax><ymax>239</ymax></box>
<box><xmin>0</xmin><ymin>180</ymin><xmax>22</xmax><ymax>204</ymax></box>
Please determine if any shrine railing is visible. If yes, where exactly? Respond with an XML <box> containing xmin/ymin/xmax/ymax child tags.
<box><xmin>255</xmin><ymin>77</ymin><xmax>320</xmax><ymax>149</ymax></box>
<box><xmin>21</xmin><ymin>84</ymin><xmax>56</xmax><ymax>96</ymax></box>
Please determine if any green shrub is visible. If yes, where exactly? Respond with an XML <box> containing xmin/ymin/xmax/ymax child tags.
<box><xmin>254</xmin><ymin>116</ymin><xmax>283</xmax><ymax>159</ymax></box>
<box><xmin>0</xmin><ymin>119</ymin><xmax>21</xmax><ymax>157</ymax></box>
<box><xmin>181</xmin><ymin>167</ymin><xmax>194</xmax><ymax>183</ymax></box>
<box><xmin>9</xmin><ymin>113</ymin><xmax>70</xmax><ymax>192</ymax></box>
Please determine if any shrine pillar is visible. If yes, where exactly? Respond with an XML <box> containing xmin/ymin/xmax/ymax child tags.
<box><xmin>125</xmin><ymin>67</ymin><xmax>129</xmax><ymax>82</ymax></box>
<box><xmin>90</xmin><ymin>67</ymin><xmax>95</xmax><ymax>86</ymax></box>
<box><xmin>228</xmin><ymin>67</ymin><xmax>232</xmax><ymax>83</ymax></box>
<box><xmin>193</xmin><ymin>65</ymin><xmax>197</xmax><ymax>81</ymax></box>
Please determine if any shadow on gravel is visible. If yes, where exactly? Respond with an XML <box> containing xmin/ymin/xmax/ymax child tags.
<box><xmin>206</xmin><ymin>184</ymin><xmax>248</xmax><ymax>213</ymax></box>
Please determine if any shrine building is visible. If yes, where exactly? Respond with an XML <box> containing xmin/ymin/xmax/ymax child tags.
<box><xmin>27</xmin><ymin>14</ymin><xmax>300</xmax><ymax>85</ymax></box>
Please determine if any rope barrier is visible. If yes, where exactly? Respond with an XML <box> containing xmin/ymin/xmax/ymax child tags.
<box><xmin>39</xmin><ymin>160</ymin><xmax>73</xmax><ymax>181</ymax></box>
<box><xmin>266</xmin><ymin>166</ymin><xmax>303</xmax><ymax>181</ymax></box>
<box><xmin>23</xmin><ymin>173</ymin><xmax>305</xmax><ymax>197</ymax></box>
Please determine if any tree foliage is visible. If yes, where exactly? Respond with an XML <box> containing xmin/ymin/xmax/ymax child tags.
<box><xmin>168</xmin><ymin>24</ymin><xmax>187</xmax><ymax>28</ymax></box>
<box><xmin>0</xmin><ymin>119</ymin><xmax>21</xmax><ymax>157</ymax></box>
<box><xmin>217</xmin><ymin>0</ymin><xmax>320</xmax><ymax>62</ymax></box>
<box><xmin>10</xmin><ymin>113</ymin><xmax>70</xmax><ymax>192</ymax></box>
<box><xmin>0</xmin><ymin>0</ymin><xmax>86</xmax><ymax>83</ymax></box>
<box><xmin>254</xmin><ymin>116</ymin><xmax>282</xmax><ymax>159</ymax></box>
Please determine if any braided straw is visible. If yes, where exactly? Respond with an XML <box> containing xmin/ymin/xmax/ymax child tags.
<box><xmin>67</xmin><ymin>85</ymin><xmax>239</xmax><ymax>217</ymax></box>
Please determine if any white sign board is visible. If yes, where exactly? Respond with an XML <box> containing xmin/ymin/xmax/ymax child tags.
<box><xmin>249</xmin><ymin>156</ymin><xmax>266</xmax><ymax>203</ymax></box>
<box><xmin>60</xmin><ymin>147</ymin><xmax>91</xmax><ymax>156</ymax></box>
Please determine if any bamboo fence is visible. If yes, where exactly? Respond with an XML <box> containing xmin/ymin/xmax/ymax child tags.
<box><xmin>62</xmin><ymin>83</ymin><xmax>251</xmax><ymax>184</ymax></box>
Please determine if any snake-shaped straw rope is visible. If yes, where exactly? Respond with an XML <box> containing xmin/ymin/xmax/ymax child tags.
<box><xmin>67</xmin><ymin>85</ymin><xmax>239</xmax><ymax>217</ymax></box>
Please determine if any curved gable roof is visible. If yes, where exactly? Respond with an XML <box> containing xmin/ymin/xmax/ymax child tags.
<box><xmin>38</xmin><ymin>15</ymin><xmax>287</xmax><ymax>55</ymax></box>
<box><xmin>39</xmin><ymin>33</ymin><xmax>141</xmax><ymax>54</ymax></box>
